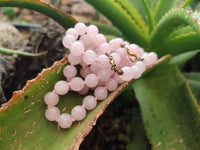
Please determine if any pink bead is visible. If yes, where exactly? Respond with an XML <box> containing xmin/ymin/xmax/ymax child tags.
<box><xmin>109</xmin><ymin>38</ymin><xmax>124</xmax><ymax>52</ymax></box>
<box><xmin>131</xmin><ymin>66</ymin><xmax>142</xmax><ymax>79</ymax></box>
<box><xmin>45</xmin><ymin>106</ymin><xmax>60</xmax><ymax>121</ymax></box>
<box><xmin>127</xmin><ymin>44</ymin><xmax>144</xmax><ymax>57</ymax></box>
<box><xmin>105</xmin><ymin>78</ymin><xmax>118</xmax><ymax>91</ymax></box>
<box><xmin>71</xmin><ymin>106</ymin><xmax>86</xmax><ymax>121</ymax></box>
<box><xmin>54</xmin><ymin>80</ymin><xmax>69</xmax><ymax>95</ymax></box>
<box><xmin>80</xmin><ymin>66</ymin><xmax>91</xmax><ymax>78</ymax></box>
<box><xmin>94</xmin><ymin>34</ymin><xmax>106</xmax><ymax>47</ymax></box>
<box><xmin>98</xmin><ymin>43</ymin><xmax>111</xmax><ymax>55</ymax></box>
<box><xmin>80</xmin><ymin>58</ymin><xmax>88</xmax><ymax>68</ymax></box>
<box><xmin>90</xmin><ymin>62</ymin><xmax>100</xmax><ymax>74</ymax></box>
<box><xmin>119</xmin><ymin>67</ymin><xmax>134</xmax><ymax>81</ymax></box>
<box><xmin>69</xmin><ymin>77</ymin><xmax>85</xmax><ymax>91</ymax></box>
<box><xmin>62</xmin><ymin>35</ymin><xmax>75</xmax><ymax>49</ymax></box>
<box><xmin>63</xmin><ymin>65</ymin><xmax>77</xmax><ymax>80</ymax></box>
<box><xmin>80</xmin><ymin>34</ymin><xmax>91</xmax><ymax>47</ymax></box>
<box><xmin>116</xmin><ymin>48</ymin><xmax>127</xmax><ymax>58</ymax></box>
<box><xmin>87</xmin><ymin>25</ymin><xmax>98</xmax><ymax>38</ymax></box>
<box><xmin>97</xmin><ymin>68</ymin><xmax>111</xmax><ymax>82</ymax></box>
<box><xmin>111</xmin><ymin>53</ymin><xmax>121</xmax><ymax>65</ymax></box>
<box><xmin>148</xmin><ymin>52</ymin><xmax>158</xmax><ymax>64</ymax></box>
<box><xmin>114</xmin><ymin>73</ymin><xmax>124</xmax><ymax>84</ymax></box>
<box><xmin>85</xmin><ymin>73</ymin><xmax>99</xmax><ymax>88</ymax></box>
<box><xmin>57</xmin><ymin>113</ymin><xmax>73</xmax><ymax>129</ymax></box>
<box><xmin>68</xmin><ymin>53</ymin><xmax>81</xmax><ymax>65</ymax></box>
<box><xmin>135</xmin><ymin>61</ymin><xmax>146</xmax><ymax>73</ymax></box>
<box><xmin>70</xmin><ymin>41</ymin><xmax>84</xmax><ymax>57</ymax></box>
<box><xmin>82</xmin><ymin>50</ymin><xmax>97</xmax><ymax>65</ymax></box>
<box><xmin>143</xmin><ymin>52</ymin><xmax>157</xmax><ymax>66</ymax></box>
<box><xmin>96</xmin><ymin>55</ymin><xmax>110</xmax><ymax>68</ymax></box>
<box><xmin>44</xmin><ymin>92</ymin><xmax>59</xmax><ymax>106</ymax></box>
<box><xmin>78</xmin><ymin>85</ymin><xmax>89</xmax><ymax>95</ymax></box>
<box><xmin>98</xmin><ymin>79</ymin><xmax>105</xmax><ymax>86</ymax></box>
<box><xmin>83</xmin><ymin>95</ymin><xmax>97</xmax><ymax>110</ymax></box>
<box><xmin>65</xmin><ymin>28</ymin><xmax>78</xmax><ymax>40</ymax></box>
<box><xmin>74</xmin><ymin>22</ymin><xmax>87</xmax><ymax>35</ymax></box>
<box><xmin>94</xmin><ymin>87</ymin><xmax>108</xmax><ymax>100</ymax></box>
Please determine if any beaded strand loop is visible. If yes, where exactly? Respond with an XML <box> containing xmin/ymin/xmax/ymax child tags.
<box><xmin>44</xmin><ymin>22</ymin><xmax>158</xmax><ymax>129</ymax></box>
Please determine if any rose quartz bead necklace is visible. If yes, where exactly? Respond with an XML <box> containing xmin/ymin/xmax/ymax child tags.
<box><xmin>44</xmin><ymin>22</ymin><xmax>158</xmax><ymax>129</ymax></box>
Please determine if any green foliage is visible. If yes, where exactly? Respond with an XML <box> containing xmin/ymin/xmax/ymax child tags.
<box><xmin>134</xmin><ymin>62</ymin><xmax>200</xmax><ymax>149</ymax></box>
<box><xmin>0</xmin><ymin>0</ymin><xmax>77</xmax><ymax>29</ymax></box>
<box><xmin>184</xmin><ymin>72</ymin><xmax>200</xmax><ymax>103</ymax></box>
<box><xmin>2</xmin><ymin>7</ymin><xmax>15</xmax><ymax>18</ymax></box>
<box><xmin>0</xmin><ymin>0</ymin><xmax>200</xmax><ymax>149</ymax></box>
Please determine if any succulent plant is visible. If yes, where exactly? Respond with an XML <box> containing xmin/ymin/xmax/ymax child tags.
<box><xmin>0</xmin><ymin>0</ymin><xmax>200</xmax><ymax>149</ymax></box>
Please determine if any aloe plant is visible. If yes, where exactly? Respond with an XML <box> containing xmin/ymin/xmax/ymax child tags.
<box><xmin>0</xmin><ymin>0</ymin><xmax>200</xmax><ymax>149</ymax></box>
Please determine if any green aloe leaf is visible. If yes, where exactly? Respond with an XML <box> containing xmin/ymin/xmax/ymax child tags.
<box><xmin>0</xmin><ymin>53</ymin><xmax>169</xmax><ymax>150</ymax></box>
<box><xmin>150</xmin><ymin>8</ymin><xmax>200</xmax><ymax>53</ymax></box>
<box><xmin>154</xmin><ymin>32</ymin><xmax>200</xmax><ymax>57</ymax></box>
<box><xmin>85</xmin><ymin>0</ymin><xmax>149</xmax><ymax>48</ymax></box>
<box><xmin>153</xmin><ymin>0</ymin><xmax>177</xmax><ymax>23</ymax></box>
<box><xmin>169</xmin><ymin>50</ymin><xmax>200</xmax><ymax>66</ymax></box>
<box><xmin>127</xmin><ymin>0</ymin><xmax>154</xmax><ymax>31</ymax></box>
<box><xmin>0</xmin><ymin>0</ymin><xmax>77</xmax><ymax>29</ymax></box>
<box><xmin>92</xmin><ymin>22</ymin><xmax>125</xmax><ymax>39</ymax></box>
<box><xmin>0</xmin><ymin>47</ymin><xmax>48</xmax><ymax>57</ymax></box>
<box><xmin>133</xmin><ymin>60</ymin><xmax>200</xmax><ymax>149</ymax></box>
<box><xmin>184</xmin><ymin>72</ymin><xmax>200</xmax><ymax>103</ymax></box>
<box><xmin>127</xmin><ymin>92</ymin><xmax>150</xmax><ymax>150</ymax></box>
<box><xmin>182</xmin><ymin>0</ymin><xmax>194</xmax><ymax>8</ymax></box>
<box><xmin>0</xmin><ymin>56</ymin><xmax>130</xmax><ymax>150</ymax></box>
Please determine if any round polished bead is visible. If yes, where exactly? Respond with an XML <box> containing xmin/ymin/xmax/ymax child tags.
<box><xmin>54</xmin><ymin>80</ymin><xmax>69</xmax><ymax>95</ymax></box>
<box><xmin>70</xmin><ymin>41</ymin><xmax>84</xmax><ymax>57</ymax></box>
<box><xmin>78</xmin><ymin>85</ymin><xmax>89</xmax><ymax>95</ymax></box>
<box><xmin>57</xmin><ymin>113</ymin><xmax>73</xmax><ymax>129</ymax></box>
<box><xmin>109</xmin><ymin>38</ymin><xmax>124</xmax><ymax>52</ymax></box>
<box><xmin>94</xmin><ymin>34</ymin><xmax>106</xmax><ymax>47</ymax></box>
<box><xmin>69</xmin><ymin>77</ymin><xmax>85</xmax><ymax>91</ymax></box>
<box><xmin>83</xmin><ymin>95</ymin><xmax>97</xmax><ymax>110</ymax></box>
<box><xmin>65</xmin><ymin>28</ymin><xmax>78</xmax><ymax>40</ymax></box>
<box><xmin>80</xmin><ymin>66</ymin><xmax>91</xmax><ymax>78</ymax></box>
<box><xmin>114</xmin><ymin>73</ymin><xmax>124</xmax><ymax>84</ymax></box>
<box><xmin>127</xmin><ymin>44</ymin><xmax>144</xmax><ymax>57</ymax></box>
<box><xmin>71</xmin><ymin>105</ymin><xmax>86</xmax><ymax>121</ymax></box>
<box><xmin>63</xmin><ymin>65</ymin><xmax>77</xmax><ymax>80</ymax></box>
<box><xmin>68</xmin><ymin>54</ymin><xmax>81</xmax><ymax>65</ymax></box>
<box><xmin>97</xmin><ymin>68</ymin><xmax>111</xmax><ymax>82</ymax></box>
<box><xmin>87</xmin><ymin>25</ymin><xmax>98</xmax><ymax>38</ymax></box>
<box><xmin>45</xmin><ymin>106</ymin><xmax>60</xmax><ymax>121</ymax></box>
<box><xmin>98</xmin><ymin>43</ymin><xmax>111</xmax><ymax>55</ymax></box>
<box><xmin>85</xmin><ymin>74</ymin><xmax>99</xmax><ymax>88</ymax></box>
<box><xmin>135</xmin><ymin>61</ymin><xmax>146</xmax><ymax>73</ymax></box>
<box><xmin>82</xmin><ymin>50</ymin><xmax>97</xmax><ymax>65</ymax></box>
<box><xmin>105</xmin><ymin>78</ymin><xmax>118</xmax><ymax>91</ymax></box>
<box><xmin>74</xmin><ymin>22</ymin><xmax>87</xmax><ymax>35</ymax></box>
<box><xmin>62</xmin><ymin>35</ymin><xmax>75</xmax><ymax>49</ymax></box>
<box><xmin>90</xmin><ymin>63</ymin><xmax>100</xmax><ymax>74</ymax></box>
<box><xmin>44</xmin><ymin>92</ymin><xmax>59</xmax><ymax>106</ymax></box>
<box><xmin>96</xmin><ymin>55</ymin><xmax>110</xmax><ymax>69</ymax></box>
<box><xmin>94</xmin><ymin>87</ymin><xmax>108</xmax><ymax>100</ymax></box>
<box><xmin>119</xmin><ymin>67</ymin><xmax>134</xmax><ymax>81</ymax></box>
<box><xmin>143</xmin><ymin>52</ymin><xmax>157</xmax><ymax>66</ymax></box>
<box><xmin>131</xmin><ymin>66</ymin><xmax>142</xmax><ymax>79</ymax></box>
<box><xmin>80</xmin><ymin>34</ymin><xmax>91</xmax><ymax>47</ymax></box>
<box><xmin>111</xmin><ymin>53</ymin><xmax>121</xmax><ymax>65</ymax></box>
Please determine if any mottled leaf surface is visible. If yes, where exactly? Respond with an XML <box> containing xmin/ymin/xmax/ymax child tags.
<box><xmin>134</xmin><ymin>60</ymin><xmax>200</xmax><ymax>149</ymax></box>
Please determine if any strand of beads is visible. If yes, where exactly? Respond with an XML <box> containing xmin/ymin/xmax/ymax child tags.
<box><xmin>44</xmin><ymin>22</ymin><xmax>158</xmax><ymax>129</ymax></box>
